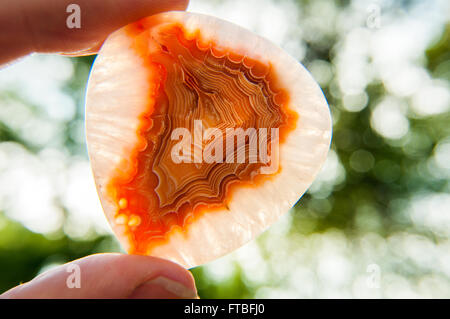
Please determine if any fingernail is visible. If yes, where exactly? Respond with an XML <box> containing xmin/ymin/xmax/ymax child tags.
<box><xmin>129</xmin><ymin>276</ymin><xmax>198</xmax><ymax>299</ymax></box>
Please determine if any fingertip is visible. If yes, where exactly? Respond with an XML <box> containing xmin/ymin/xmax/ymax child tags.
<box><xmin>99</xmin><ymin>253</ymin><xmax>198</xmax><ymax>297</ymax></box>
<box><xmin>169</xmin><ymin>0</ymin><xmax>190</xmax><ymax>11</ymax></box>
<box><xmin>70</xmin><ymin>253</ymin><xmax>198</xmax><ymax>298</ymax></box>
<box><xmin>6</xmin><ymin>0</ymin><xmax>192</xmax><ymax>59</ymax></box>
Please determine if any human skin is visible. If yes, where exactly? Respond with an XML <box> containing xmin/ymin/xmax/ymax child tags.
<box><xmin>0</xmin><ymin>0</ymin><xmax>198</xmax><ymax>299</ymax></box>
<box><xmin>0</xmin><ymin>0</ymin><xmax>189</xmax><ymax>65</ymax></box>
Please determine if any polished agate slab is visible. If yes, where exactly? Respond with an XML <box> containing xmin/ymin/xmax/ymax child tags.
<box><xmin>85</xmin><ymin>12</ymin><xmax>332</xmax><ymax>268</ymax></box>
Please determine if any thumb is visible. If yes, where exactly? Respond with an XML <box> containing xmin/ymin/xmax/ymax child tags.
<box><xmin>1</xmin><ymin>253</ymin><xmax>198</xmax><ymax>299</ymax></box>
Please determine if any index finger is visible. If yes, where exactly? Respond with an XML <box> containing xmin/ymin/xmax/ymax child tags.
<box><xmin>1</xmin><ymin>0</ymin><xmax>189</xmax><ymax>64</ymax></box>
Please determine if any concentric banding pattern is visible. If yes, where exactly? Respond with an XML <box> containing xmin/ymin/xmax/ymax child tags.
<box><xmin>86</xmin><ymin>12</ymin><xmax>332</xmax><ymax>268</ymax></box>
<box><xmin>107</xmin><ymin>23</ymin><xmax>297</xmax><ymax>254</ymax></box>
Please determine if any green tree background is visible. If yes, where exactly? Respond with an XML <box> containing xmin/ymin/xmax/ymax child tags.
<box><xmin>0</xmin><ymin>0</ymin><xmax>449</xmax><ymax>298</ymax></box>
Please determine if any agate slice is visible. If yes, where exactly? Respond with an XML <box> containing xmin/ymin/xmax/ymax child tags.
<box><xmin>85</xmin><ymin>11</ymin><xmax>332</xmax><ymax>268</ymax></box>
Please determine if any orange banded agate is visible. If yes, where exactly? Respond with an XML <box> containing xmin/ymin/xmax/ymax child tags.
<box><xmin>104</xmin><ymin>19</ymin><xmax>298</xmax><ymax>255</ymax></box>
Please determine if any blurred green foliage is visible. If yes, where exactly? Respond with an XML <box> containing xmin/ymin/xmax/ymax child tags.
<box><xmin>0</xmin><ymin>212</ymin><xmax>116</xmax><ymax>293</ymax></box>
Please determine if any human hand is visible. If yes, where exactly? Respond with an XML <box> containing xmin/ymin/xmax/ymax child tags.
<box><xmin>0</xmin><ymin>0</ymin><xmax>189</xmax><ymax>65</ymax></box>
<box><xmin>1</xmin><ymin>253</ymin><xmax>198</xmax><ymax>298</ymax></box>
